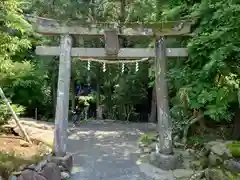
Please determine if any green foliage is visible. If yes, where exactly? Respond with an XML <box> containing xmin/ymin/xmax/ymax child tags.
<box><xmin>78</xmin><ymin>95</ymin><xmax>95</xmax><ymax>106</ymax></box>
<box><xmin>139</xmin><ymin>132</ymin><xmax>156</xmax><ymax>145</ymax></box>
<box><xmin>0</xmin><ymin>0</ymin><xmax>239</xmax><ymax>126</ymax></box>
<box><xmin>0</xmin><ymin>102</ymin><xmax>25</xmax><ymax>126</ymax></box>
<box><xmin>226</xmin><ymin>142</ymin><xmax>240</xmax><ymax>157</ymax></box>
<box><xmin>168</xmin><ymin>0</ymin><xmax>240</xmax><ymax>125</ymax></box>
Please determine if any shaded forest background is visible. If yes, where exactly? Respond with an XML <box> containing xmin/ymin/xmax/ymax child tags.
<box><xmin>1</xmin><ymin>0</ymin><xmax>240</xmax><ymax>142</ymax></box>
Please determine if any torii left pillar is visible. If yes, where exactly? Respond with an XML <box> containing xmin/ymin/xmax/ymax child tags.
<box><xmin>54</xmin><ymin>34</ymin><xmax>72</xmax><ymax>156</ymax></box>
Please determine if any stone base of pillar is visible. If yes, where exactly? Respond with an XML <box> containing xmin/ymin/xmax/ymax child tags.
<box><xmin>149</xmin><ymin>151</ymin><xmax>183</xmax><ymax>170</ymax></box>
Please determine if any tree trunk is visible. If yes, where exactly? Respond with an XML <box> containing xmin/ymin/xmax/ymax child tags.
<box><xmin>149</xmin><ymin>85</ymin><xmax>157</xmax><ymax>123</ymax></box>
<box><xmin>232</xmin><ymin>107</ymin><xmax>240</xmax><ymax>140</ymax></box>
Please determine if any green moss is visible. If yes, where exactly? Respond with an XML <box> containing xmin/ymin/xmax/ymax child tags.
<box><xmin>222</xmin><ymin>168</ymin><xmax>240</xmax><ymax>180</ymax></box>
<box><xmin>226</xmin><ymin>142</ymin><xmax>240</xmax><ymax>157</ymax></box>
<box><xmin>139</xmin><ymin>132</ymin><xmax>156</xmax><ymax>145</ymax></box>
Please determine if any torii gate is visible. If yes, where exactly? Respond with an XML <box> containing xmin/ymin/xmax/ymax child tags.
<box><xmin>27</xmin><ymin>15</ymin><xmax>192</xmax><ymax>164</ymax></box>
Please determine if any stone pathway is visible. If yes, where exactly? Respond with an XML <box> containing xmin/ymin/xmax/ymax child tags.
<box><xmin>67</xmin><ymin>120</ymin><xmax>164</xmax><ymax>180</ymax></box>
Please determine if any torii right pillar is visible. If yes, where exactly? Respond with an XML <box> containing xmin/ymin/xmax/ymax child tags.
<box><xmin>150</xmin><ymin>36</ymin><xmax>182</xmax><ymax>170</ymax></box>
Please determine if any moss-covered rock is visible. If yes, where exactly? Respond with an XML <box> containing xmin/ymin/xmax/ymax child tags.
<box><xmin>208</xmin><ymin>152</ymin><xmax>223</xmax><ymax>167</ymax></box>
<box><xmin>204</xmin><ymin>168</ymin><xmax>240</xmax><ymax>180</ymax></box>
<box><xmin>224</xmin><ymin>159</ymin><xmax>240</xmax><ymax>173</ymax></box>
<box><xmin>190</xmin><ymin>158</ymin><xmax>208</xmax><ymax>170</ymax></box>
<box><xmin>226</xmin><ymin>142</ymin><xmax>240</xmax><ymax>158</ymax></box>
<box><xmin>204</xmin><ymin>168</ymin><xmax>228</xmax><ymax>180</ymax></box>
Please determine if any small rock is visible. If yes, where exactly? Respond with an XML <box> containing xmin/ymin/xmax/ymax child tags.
<box><xmin>138</xmin><ymin>142</ymin><xmax>147</xmax><ymax>148</ymax></box>
<box><xmin>173</xmin><ymin>135</ymin><xmax>180</xmax><ymax>142</ymax></box>
<box><xmin>186</xmin><ymin>149</ymin><xmax>195</xmax><ymax>156</ymax></box>
<box><xmin>173</xmin><ymin>169</ymin><xmax>194</xmax><ymax>179</ymax></box>
<box><xmin>204</xmin><ymin>140</ymin><xmax>224</xmax><ymax>152</ymax></box>
<box><xmin>17</xmin><ymin>169</ymin><xmax>47</xmax><ymax>180</ymax></box>
<box><xmin>20</xmin><ymin>140</ymin><xmax>30</xmax><ymax>147</ymax></box>
<box><xmin>35</xmin><ymin>160</ymin><xmax>48</xmax><ymax>172</ymax></box>
<box><xmin>189</xmin><ymin>171</ymin><xmax>204</xmax><ymax>180</ymax></box>
<box><xmin>205</xmin><ymin>141</ymin><xmax>232</xmax><ymax>159</ymax></box>
<box><xmin>208</xmin><ymin>152</ymin><xmax>223</xmax><ymax>167</ymax></box>
<box><xmin>8</xmin><ymin>176</ymin><xmax>17</xmax><ymax>180</ymax></box>
<box><xmin>224</xmin><ymin>159</ymin><xmax>240</xmax><ymax>173</ymax></box>
<box><xmin>198</xmin><ymin>150</ymin><xmax>210</xmax><ymax>158</ymax></box>
<box><xmin>11</xmin><ymin>172</ymin><xmax>22</xmax><ymax>176</ymax></box>
<box><xmin>26</xmin><ymin>164</ymin><xmax>36</xmax><ymax>171</ymax></box>
<box><xmin>61</xmin><ymin>172</ymin><xmax>70</xmax><ymax>180</ymax></box>
<box><xmin>58</xmin><ymin>165</ymin><xmax>65</xmax><ymax>172</ymax></box>
<box><xmin>211</xmin><ymin>143</ymin><xmax>229</xmax><ymax>157</ymax></box>
<box><xmin>40</xmin><ymin>163</ymin><xmax>61</xmax><ymax>180</ymax></box>
<box><xmin>189</xmin><ymin>160</ymin><xmax>203</xmax><ymax>170</ymax></box>
<box><xmin>149</xmin><ymin>143</ymin><xmax>156</xmax><ymax>151</ymax></box>
<box><xmin>143</xmin><ymin>147</ymin><xmax>152</xmax><ymax>153</ymax></box>
<box><xmin>50</xmin><ymin>154</ymin><xmax>73</xmax><ymax>173</ymax></box>
<box><xmin>182</xmin><ymin>160</ymin><xmax>191</xmax><ymax>169</ymax></box>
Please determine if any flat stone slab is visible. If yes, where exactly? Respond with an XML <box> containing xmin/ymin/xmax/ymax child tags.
<box><xmin>67</xmin><ymin>121</ymin><xmax>162</xmax><ymax>180</ymax></box>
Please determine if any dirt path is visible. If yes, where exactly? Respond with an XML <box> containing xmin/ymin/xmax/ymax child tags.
<box><xmin>67</xmin><ymin>121</ymin><xmax>158</xmax><ymax>180</ymax></box>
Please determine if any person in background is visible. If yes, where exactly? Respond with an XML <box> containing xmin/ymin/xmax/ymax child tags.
<box><xmin>72</xmin><ymin>82</ymin><xmax>84</xmax><ymax>126</ymax></box>
<box><xmin>88</xmin><ymin>84</ymin><xmax>97</xmax><ymax>118</ymax></box>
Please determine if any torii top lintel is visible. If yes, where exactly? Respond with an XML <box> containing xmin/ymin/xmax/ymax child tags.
<box><xmin>25</xmin><ymin>14</ymin><xmax>194</xmax><ymax>36</ymax></box>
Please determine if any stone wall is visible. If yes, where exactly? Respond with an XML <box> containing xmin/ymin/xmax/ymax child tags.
<box><xmin>138</xmin><ymin>139</ymin><xmax>240</xmax><ymax>179</ymax></box>
<box><xmin>9</xmin><ymin>154</ymin><xmax>73</xmax><ymax>180</ymax></box>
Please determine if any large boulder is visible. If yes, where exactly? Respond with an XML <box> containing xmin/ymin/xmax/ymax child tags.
<box><xmin>205</xmin><ymin>141</ymin><xmax>232</xmax><ymax>161</ymax></box>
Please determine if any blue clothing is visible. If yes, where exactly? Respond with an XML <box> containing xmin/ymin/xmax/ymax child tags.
<box><xmin>82</xmin><ymin>86</ymin><xmax>91</xmax><ymax>96</ymax></box>
<box><xmin>76</xmin><ymin>85</ymin><xmax>82</xmax><ymax>96</ymax></box>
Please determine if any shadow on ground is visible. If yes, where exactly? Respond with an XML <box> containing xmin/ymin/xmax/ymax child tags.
<box><xmin>67</xmin><ymin>121</ymin><xmax>156</xmax><ymax>180</ymax></box>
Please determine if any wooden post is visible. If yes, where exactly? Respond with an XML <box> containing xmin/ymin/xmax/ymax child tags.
<box><xmin>35</xmin><ymin>108</ymin><xmax>38</xmax><ymax>120</ymax></box>
<box><xmin>54</xmin><ymin>34</ymin><xmax>72</xmax><ymax>156</ymax></box>
<box><xmin>155</xmin><ymin>37</ymin><xmax>173</xmax><ymax>155</ymax></box>
<box><xmin>0</xmin><ymin>87</ymin><xmax>32</xmax><ymax>144</ymax></box>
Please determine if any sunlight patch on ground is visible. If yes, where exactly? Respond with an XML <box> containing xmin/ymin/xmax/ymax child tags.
<box><xmin>71</xmin><ymin>166</ymin><xmax>82</xmax><ymax>174</ymax></box>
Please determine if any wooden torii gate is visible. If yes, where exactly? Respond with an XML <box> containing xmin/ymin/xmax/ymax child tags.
<box><xmin>28</xmin><ymin>15</ymin><xmax>192</xmax><ymax>157</ymax></box>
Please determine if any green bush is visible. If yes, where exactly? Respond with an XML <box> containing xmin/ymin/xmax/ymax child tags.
<box><xmin>0</xmin><ymin>101</ymin><xmax>25</xmax><ymax>126</ymax></box>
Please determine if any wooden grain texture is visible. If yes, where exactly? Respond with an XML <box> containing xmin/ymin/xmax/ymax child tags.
<box><xmin>35</xmin><ymin>47</ymin><xmax>188</xmax><ymax>58</ymax></box>
<box><xmin>54</xmin><ymin>35</ymin><xmax>72</xmax><ymax>156</ymax></box>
